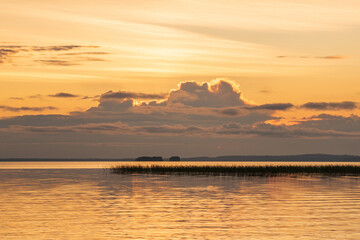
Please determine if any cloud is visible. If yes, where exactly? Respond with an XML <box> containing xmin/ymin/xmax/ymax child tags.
<box><xmin>36</xmin><ymin>57</ymin><xmax>107</xmax><ymax>66</ymax></box>
<box><xmin>92</xmin><ymin>99</ymin><xmax>135</xmax><ymax>112</ymax></box>
<box><xmin>87</xmin><ymin>80</ymin><xmax>274</xmax><ymax>124</ymax></box>
<box><xmin>245</xmin><ymin>103</ymin><xmax>294</xmax><ymax>110</ymax></box>
<box><xmin>6</xmin><ymin>120</ymin><xmax>359</xmax><ymax>139</ymax></box>
<box><xmin>35</xmin><ymin>60</ymin><xmax>79</xmax><ymax>66</ymax></box>
<box><xmin>216</xmin><ymin>108</ymin><xmax>240</xmax><ymax>116</ymax></box>
<box><xmin>0</xmin><ymin>44</ymin><xmax>104</xmax><ymax>65</ymax></box>
<box><xmin>301</xmin><ymin>101</ymin><xmax>357</xmax><ymax>110</ymax></box>
<box><xmin>5</xmin><ymin>122</ymin><xmax>208</xmax><ymax>136</ymax></box>
<box><xmin>317</xmin><ymin>55</ymin><xmax>346</xmax><ymax>59</ymax></box>
<box><xmin>31</xmin><ymin>45</ymin><xmax>98</xmax><ymax>52</ymax></box>
<box><xmin>0</xmin><ymin>48</ymin><xmax>18</xmax><ymax>57</ymax></box>
<box><xmin>1</xmin><ymin>79</ymin><xmax>359</xmax><ymax>142</ymax></box>
<box><xmin>166</xmin><ymin>79</ymin><xmax>246</xmax><ymax>107</ymax></box>
<box><xmin>11</xmin><ymin>93</ymin><xmax>95</xmax><ymax>101</ymax></box>
<box><xmin>49</xmin><ymin>92</ymin><xmax>79</xmax><ymax>98</ymax></box>
<box><xmin>101</xmin><ymin>91</ymin><xmax>166</xmax><ymax>100</ymax></box>
<box><xmin>0</xmin><ymin>106</ymin><xmax>57</xmax><ymax>112</ymax></box>
<box><xmin>60</xmin><ymin>52</ymin><xmax>109</xmax><ymax>56</ymax></box>
<box><xmin>0</xmin><ymin>48</ymin><xmax>20</xmax><ymax>63</ymax></box>
<box><xmin>0</xmin><ymin>80</ymin><xmax>276</xmax><ymax>130</ymax></box>
<box><xmin>9</xmin><ymin>97</ymin><xmax>24</xmax><ymax>100</ymax></box>
<box><xmin>81</xmin><ymin>57</ymin><xmax>107</xmax><ymax>62</ymax></box>
<box><xmin>259</xmin><ymin>90</ymin><xmax>271</xmax><ymax>94</ymax></box>
<box><xmin>94</xmin><ymin>79</ymin><xmax>250</xmax><ymax>111</ymax></box>
<box><xmin>28</xmin><ymin>94</ymin><xmax>43</xmax><ymax>99</ymax></box>
<box><xmin>216</xmin><ymin>122</ymin><xmax>359</xmax><ymax>138</ymax></box>
<box><xmin>296</xmin><ymin>114</ymin><xmax>360</xmax><ymax>132</ymax></box>
<box><xmin>82</xmin><ymin>95</ymin><xmax>100</xmax><ymax>100</ymax></box>
<box><xmin>276</xmin><ymin>55</ymin><xmax>346</xmax><ymax>60</ymax></box>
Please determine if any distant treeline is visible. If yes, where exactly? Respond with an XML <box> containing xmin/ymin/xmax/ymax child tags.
<box><xmin>0</xmin><ymin>154</ymin><xmax>359</xmax><ymax>162</ymax></box>
<box><xmin>135</xmin><ymin>156</ymin><xmax>180</xmax><ymax>161</ymax></box>
<box><xmin>183</xmin><ymin>154</ymin><xmax>360</xmax><ymax>162</ymax></box>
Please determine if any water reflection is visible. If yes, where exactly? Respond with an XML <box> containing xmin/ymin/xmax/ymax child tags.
<box><xmin>0</xmin><ymin>167</ymin><xmax>360</xmax><ymax>239</ymax></box>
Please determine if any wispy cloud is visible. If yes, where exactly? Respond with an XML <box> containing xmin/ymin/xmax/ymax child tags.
<box><xmin>245</xmin><ymin>103</ymin><xmax>294</xmax><ymax>111</ymax></box>
<box><xmin>216</xmin><ymin>122</ymin><xmax>360</xmax><ymax>138</ymax></box>
<box><xmin>6</xmin><ymin>120</ymin><xmax>359</xmax><ymax>139</ymax></box>
<box><xmin>35</xmin><ymin>60</ymin><xmax>79</xmax><ymax>66</ymax></box>
<box><xmin>31</xmin><ymin>45</ymin><xmax>98</xmax><ymax>52</ymax></box>
<box><xmin>0</xmin><ymin>48</ymin><xmax>20</xmax><ymax>63</ymax></box>
<box><xmin>276</xmin><ymin>55</ymin><xmax>346</xmax><ymax>60</ymax></box>
<box><xmin>60</xmin><ymin>52</ymin><xmax>109</xmax><ymax>56</ymax></box>
<box><xmin>10</xmin><ymin>92</ymin><xmax>93</xmax><ymax>101</ymax></box>
<box><xmin>0</xmin><ymin>106</ymin><xmax>57</xmax><ymax>112</ymax></box>
<box><xmin>9</xmin><ymin>97</ymin><xmax>24</xmax><ymax>101</ymax></box>
<box><xmin>301</xmin><ymin>101</ymin><xmax>358</xmax><ymax>110</ymax></box>
<box><xmin>101</xmin><ymin>91</ymin><xmax>166</xmax><ymax>100</ymax></box>
<box><xmin>0</xmin><ymin>44</ymin><xmax>106</xmax><ymax>66</ymax></box>
<box><xmin>48</xmin><ymin>93</ymin><xmax>79</xmax><ymax>98</ymax></box>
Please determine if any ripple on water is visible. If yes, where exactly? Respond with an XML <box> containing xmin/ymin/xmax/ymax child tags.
<box><xmin>0</xmin><ymin>168</ymin><xmax>360</xmax><ymax>239</ymax></box>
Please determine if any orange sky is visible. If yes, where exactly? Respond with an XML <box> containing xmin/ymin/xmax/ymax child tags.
<box><xmin>0</xmin><ymin>0</ymin><xmax>359</xmax><ymax>157</ymax></box>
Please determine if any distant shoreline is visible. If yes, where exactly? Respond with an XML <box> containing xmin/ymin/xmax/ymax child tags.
<box><xmin>1</xmin><ymin>154</ymin><xmax>360</xmax><ymax>162</ymax></box>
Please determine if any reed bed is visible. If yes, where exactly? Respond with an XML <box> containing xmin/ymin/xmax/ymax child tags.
<box><xmin>109</xmin><ymin>165</ymin><xmax>360</xmax><ymax>176</ymax></box>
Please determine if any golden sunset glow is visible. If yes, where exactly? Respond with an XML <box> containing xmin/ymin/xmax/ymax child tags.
<box><xmin>1</xmin><ymin>0</ymin><xmax>360</xmax><ymax>157</ymax></box>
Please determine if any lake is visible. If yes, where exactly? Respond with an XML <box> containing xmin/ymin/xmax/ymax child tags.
<box><xmin>1</xmin><ymin>162</ymin><xmax>360</xmax><ymax>239</ymax></box>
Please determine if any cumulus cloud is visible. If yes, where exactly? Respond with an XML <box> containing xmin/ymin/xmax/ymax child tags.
<box><xmin>301</xmin><ymin>101</ymin><xmax>357</xmax><ymax>110</ymax></box>
<box><xmin>1</xmin><ymin>79</ymin><xmax>359</xmax><ymax>141</ymax></box>
<box><xmin>94</xmin><ymin>80</ymin><xmax>247</xmax><ymax>111</ymax></box>
<box><xmin>85</xmin><ymin>80</ymin><xmax>275</xmax><ymax>124</ymax></box>
<box><xmin>92</xmin><ymin>99</ymin><xmax>135</xmax><ymax>112</ymax></box>
<box><xmin>166</xmin><ymin>80</ymin><xmax>246</xmax><ymax>107</ymax></box>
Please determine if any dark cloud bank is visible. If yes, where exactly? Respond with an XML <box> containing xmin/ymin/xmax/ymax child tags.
<box><xmin>1</xmin><ymin>80</ymin><xmax>359</xmax><ymax>139</ymax></box>
<box><xmin>1</xmin><ymin>79</ymin><xmax>360</xmax><ymax>157</ymax></box>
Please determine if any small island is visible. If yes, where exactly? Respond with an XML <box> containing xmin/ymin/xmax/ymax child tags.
<box><xmin>135</xmin><ymin>156</ymin><xmax>163</xmax><ymax>161</ymax></box>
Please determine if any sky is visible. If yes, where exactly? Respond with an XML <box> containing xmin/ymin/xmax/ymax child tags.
<box><xmin>1</xmin><ymin>0</ymin><xmax>360</xmax><ymax>158</ymax></box>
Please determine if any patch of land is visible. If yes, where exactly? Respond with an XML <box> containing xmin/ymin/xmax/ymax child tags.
<box><xmin>1</xmin><ymin>154</ymin><xmax>360</xmax><ymax>162</ymax></box>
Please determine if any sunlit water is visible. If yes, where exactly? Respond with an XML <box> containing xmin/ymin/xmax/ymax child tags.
<box><xmin>1</xmin><ymin>162</ymin><xmax>360</xmax><ymax>239</ymax></box>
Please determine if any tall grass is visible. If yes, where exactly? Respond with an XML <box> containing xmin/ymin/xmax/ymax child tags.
<box><xmin>109</xmin><ymin>165</ymin><xmax>360</xmax><ymax>176</ymax></box>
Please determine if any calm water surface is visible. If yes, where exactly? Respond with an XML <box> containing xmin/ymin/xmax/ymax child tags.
<box><xmin>1</xmin><ymin>162</ymin><xmax>360</xmax><ymax>239</ymax></box>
